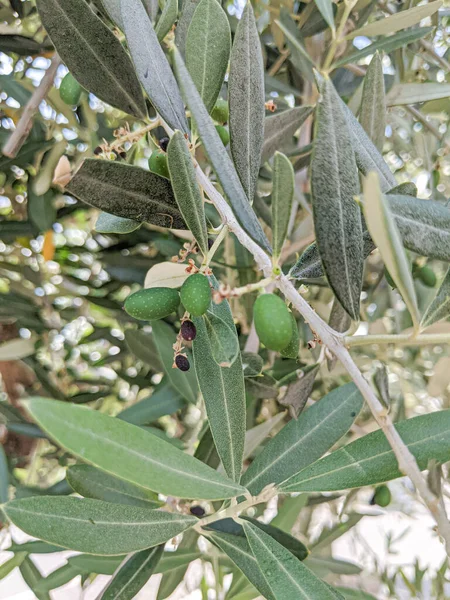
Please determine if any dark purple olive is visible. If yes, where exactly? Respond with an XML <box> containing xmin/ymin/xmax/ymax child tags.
<box><xmin>175</xmin><ymin>354</ymin><xmax>190</xmax><ymax>371</ymax></box>
<box><xmin>93</xmin><ymin>146</ymin><xmax>103</xmax><ymax>155</ymax></box>
<box><xmin>159</xmin><ymin>137</ymin><xmax>170</xmax><ymax>152</ymax></box>
<box><xmin>190</xmin><ymin>505</ymin><xmax>206</xmax><ymax>517</ymax></box>
<box><xmin>181</xmin><ymin>320</ymin><xmax>197</xmax><ymax>341</ymax></box>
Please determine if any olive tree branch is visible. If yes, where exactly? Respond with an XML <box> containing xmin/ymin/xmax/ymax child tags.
<box><xmin>346</xmin><ymin>333</ymin><xmax>450</xmax><ymax>347</ymax></box>
<box><xmin>193</xmin><ymin>162</ymin><xmax>450</xmax><ymax>557</ymax></box>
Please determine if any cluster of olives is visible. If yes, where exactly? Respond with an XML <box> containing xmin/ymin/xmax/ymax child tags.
<box><xmin>148</xmin><ymin>99</ymin><xmax>230</xmax><ymax>179</ymax></box>
<box><xmin>124</xmin><ymin>273</ymin><xmax>212</xmax><ymax>370</ymax></box>
<box><xmin>253</xmin><ymin>294</ymin><xmax>299</xmax><ymax>359</ymax></box>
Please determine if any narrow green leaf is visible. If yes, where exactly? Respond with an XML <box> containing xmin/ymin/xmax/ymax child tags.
<box><xmin>341</xmin><ymin>97</ymin><xmax>396</xmax><ymax>191</ymax></box>
<box><xmin>306</xmin><ymin>556</ymin><xmax>362</xmax><ymax>577</ymax></box>
<box><xmin>333</xmin><ymin>27</ymin><xmax>434</xmax><ymax>68</ymax></box>
<box><xmin>68</xmin><ymin>549</ymin><xmax>201</xmax><ymax>576</ymax></box>
<box><xmin>0</xmin><ymin>337</ymin><xmax>36</xmax><ymax>361</ymax></box>
<box><xmin>314</xmin><ymin>0</ymin><xmax>335</xmax><ymax>31</ymax></box>
<box><xmin>151</xmin><ymin>320</ymin><xmax>199</xmax><ymax>403</ymax></box>
<box><xmin>124</xmin><ymin>329</ymin><xmax>164</xmax><ymax>372</ymax></box>
<box><xmin>363</xmin><ymin>172</ymin><xmax>420</xmax><ymax>331</ymax></box>
<box><xmin>280</xmin><ymin>410</ymin><xmax>450</xmax><ymax>492</ymax></box>
<box><xmin>312</xmin><ymin>77</ymin><xmax>363</xmax><ymax>319</ymax></box>
<box><xmin>206</xmin><ymin>529</ymin><xmax>275</xmax><ymax>600</ymax></box>
<box><xmin>261</xmin><ymin>106</ymin><xmax>313</xmax><ymax>164</ymax></box>
<box><xmin>95</xmin><ymin>212</ymin><xmax>141</xmax><ymax>234</ymax></box>
<box><xmin>25</xmin><ymin>397</ymin><xmax>245</xmax><ymax>500</ymax></box>
<box><xmin>167</xmin><ymin>131</ymin><xmax>209</xmax><ymax>255</ymax></box>
<box><xmin>347</xmin><ymin>0</ymin><xmax>442</xmax><ymax>39</ymax></box>
<box><xmin>337</xmin><ymin>588</ymin><xmax>377</xmax><ymax>600</ymax></box>
<box><xmin>27</xmin><ymin>189</ymin><xmax>56</xmax><ymax>232</ymax></box>
<box><xmin>36</xmin><ymin>0</ymin><xmax>146</xmax><ymax>118</ymax></box>
<box><xmin>421</xmin><ymin>268</ymin><xmax>450</xmax><ymax>329</ymax></box>
<box><xmin>229</xmin><ymin>3</ymin><xmax>265</xmax><ymax>202</ymax></box>
<box><xmin>173</xmin><ymin>48</ymin><xmax>271</xmax><ymax>253</ymax></box>
<box><xmin>241</xmin><ymin>383</ymin><xmax>363</xmax><ymax>495</ymax></box>
<box><xmin>66</xmin><ymin>160</ymin><xmax>185</xmax><ymax>229</ymax></box>
<box><xmin>386</xmin><ymin>83</ymin><xmax>450</xmax><ymax>106</ymax></box>
<box><xmin>99</xmin><ymin>545</ymin><xmax>164</xmax><ymax>600</ymax></box>
<box><xmin>156</xmin><ymin>530</ymin><xmax>198</xmax><ymax>599</ymax></box>
<box><xmin>278</xmin><ymin>364</ymin><xmax>320</xmax><ymax>419</ymax></box>
<box><xmin>19</xmin><ymin>557</ymin><xmax>50</xmax><ymax>600</ymax></box>
<box><xmin>291</xmin><ymin>195</ymin><xmax>450</xmax><ymax>281</ymax></box>
<box><xmin>186</xmin><ymin>0</ymin><xmax>231</xmax><ymax>113</ymax></box>
<box><xmin>67</xmin><ymin>464</ymin><xmax>162</xmax><ymax>508</ymax></box>
<box><xmin>121</xmin><ymin>0</ymin><xmax>189</xmax><ymax>133</ymax></box>
<box><xmin>155</xmin><ymin>0</ymin><xmax>178</xmax><ymax>42</ymax></box>
<box><xmin>7</xmin><ymin>541</ymin><xmax>63</xmax><ymax>555</ymax></box>
<box><xmin>4</xmin><ymin>497</ymin><xmax>196</xmax><ymax>555</ymax></box>
<box><xmin>175</xmin><ymin>0</ymin><xmax>200</xmax><ymax>56</ymax></box>
<box><xmin>192</xmin><ymin>280</ymin><xmax>245</xmax><ymax>482</ymax></box>
<box><xmin>243</xmin><ymin>522</ymin><xmax>338</xmax><ymax>600</ymax></box>
<box><xmin>35</xmin><ymin>564</ymin><xmax>81</xmax><ymax>593</ymax></box>
<box><xmin>203</xmin><ymin>311</ymin><xmax>240</xmax><ymax>368</ymax></box>
<box><xmin>118</xmin><ymin>384</ymin><xmax>185</xmax><ymax>425</ymax></box>
<box><xmin>0</xmin><ymin>552</ymin><xmax>27</xmax><ymax>580</ymax></box>
<box><xmin>101</xmin><ymin>0</ymin><xmax>123</xmax><ymax>27</ymax></box>
<box><xmin>0</xmin><ymin>444</ymin><xmax>9</xmax><ymax>504</ymax></box>
<box><xmin>272</xmin><ymin>152</ymin><xmax>294</xmax><ymax>258</ymax></box>
<box><xmin>359</xmin><ymin>53</ymin><xmax>385</xmax><ymax>152</ymax></box>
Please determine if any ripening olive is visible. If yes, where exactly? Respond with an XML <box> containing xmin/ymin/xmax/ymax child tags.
<box><xmin>180</xmin><ymin>274</ymin><xmax>211</xmax><ymax>317</ymax></box>
<box><xmin>60</xmin><ymin>73</ymin><xmax>83</xmax><ymax>106</ymax></box>
<box><xmin>254</xmin><ymin>294</ymin><xmax>293</xmax><ymax>352</ymax></box>
<box><xmin>215</xmin><ymin>125</ymin><xmax>230</xmax><ymax>147</ymax></box>
<box><xmin>371</xmin><ymin>484</ymin><xmax>391</xmax><ymax>507</ymax></box>
<box><xmin>211</xmin><ymin>98</ymin><xmax>229</xmax><ymax>124</ymax></box>
<box><xmin>418</xmin><ymin>266</ymin><xmax>437</xmax><ymax>288</ymax></box>
<box><xmin>149</xmin><ymin>149</ymin><xmax>170</xmax><ymax>179</ymax></box>
<box><xmin>175</xmin><ymin>354</ymin><xmax>190</xmax><ymax>371</ymax></box>
<box><xmin>124</xmin><ymin>287</ymin><xmax>180</xmax><ymax>320</ymax></box>
<box><xmin>280</xmin><ymin>313</ymin><xmax>300</xmax><ymax>359</ymax></box>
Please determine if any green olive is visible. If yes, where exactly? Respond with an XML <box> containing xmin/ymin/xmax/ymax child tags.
<box><xmin>124</xmin><ymin>287</ymin><xmax>180</xmax><ymax>320</ymax></box>
<box><xmin>211</xmin><ymin>98</ymin><xmax>229</xmax><ymax>124</ymax></box>
<box><xmin>148</xmin><ymin>149</ymin><xmax>170</xmax><ymax>179</ymax></box>
<box><xmin>180</xmin><ymin>274</ymin><xmax>212</xmax><ymax>316</ymax></box>
<box><xmin>60</xmin><ymin>73</ymin><xmax>82</xmax><ymax>106</ymax></box>
<box><xmin>254</xmin><ymin>294</ymin><xmax>293</xmax><ymax>352</ymax></box>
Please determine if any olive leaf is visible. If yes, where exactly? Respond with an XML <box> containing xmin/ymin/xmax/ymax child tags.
<box><xmin>36</xmin><ymin>0</ymin><xmax>146</xmax><ymax>118</ymax></box>
<box><xmin>121</xmin><ymin>0</ymin><xmax>189</xmax><ymax>133</ymax></box>
<box><xmin>4</xmin><ymin>496</ymin><xmax>196</xmax><ymax>555</ymax></box>
<box><xmin>175</xmin><ymin>0</ymin><xmax>200</xmax><ymax>56</ymax></box>
<box><xmin>333</xmin><ymin>27</ymin><xmax>434</xmax><ymax>68</ymax></box>
<box><xmin>291</xmin><ymin>194</ymin><xmax>450</xmax><ymax>281</ymax></box>
<box><xmin>386</xmin><ymin>83</ymin><xmax>450</xmax><ymax>106</ymax></box>
<box><xmin>167</xmin><ymin>131</ymin><xmax>209</xmax><ymax>255</ymax></box>
<box><xmin>313</xmin><ymin>0</ymin><xmax>335</xmax><ymax>32</ymax></box>
<box><xmin>278</xmin><ymin>364</ymin><xmax>320</xmax><ymax>419</ymax></box>
<box><xmin>98</xmin><ymin>546</ymin><xmax>164</xmax><ymax>600</ymax></box>
<box><xmin>185</xmin><ymin>0</ymin><xmax>231</xmax><ymax>113</ymax></box>
<box><xmin>192</xmin><ymin>279</ymin><xmax>245</xmax><ymax>482</ymax></box>
<box><xmin>95</xmin><ymin>212</ymin><xmax>141</xmax><ymax>234</ymax></box>
<box><xmin>100</xmin><ymin>0</ymin><xmax>123</xmax><ymax>27</ymax></box>
<box><xmin>280</xmin><ymin>409</ymin><xmax>450</xmax><ymax>493</ymax></box>
<box><xmin>363</xmin><ymin>172</ymin><xmax>420</xmax><ymax>332</ymax></box>
<box><xmin>359</xmin><ymin>53</ymin><xmax>385</xmax><ymax>152</ymax></box>
<box><xmin>66</xmin><ymin>160</ymin><xmax>186</xmax><ymax>229</ymax></box>
<box><xmin>311</xmin><ymin>77</ymin><xmax>363</xmax><ymax>320</ymax></box>
<box><xmin>347</xmin><ymin>0</ymin><xmax>442</xmax><ymax>39</ymax></box>
<box><xmin>155</xmin><ymin>0</ymin><xmax>178</xmax><ymax>42</ymax></box>
<box><xmin>173</xmin><ymin>48</ymin><xmax>271</xmax><ymax>253</ymax></box>
<box><xmin>202</xmin><ymin>311</ymin><xmax>240</xmax><ymax>368</ymax></box>
<box><xmin>243</xmin><ymin>521</ymin><xmax>340</xmax><ymax>600</ymax></box>
<box><xmin>275</xmin><ymin>15</ymin><xmax>315</xmax><ymax>82</ymax></box>
<box><xmin>229</xmin><ymin>3</ymin><xmax>265</xmax><ymax>202</ymax></box>
<box><xmin>272</xmin><ymin>152</ymin><xmax>295</xmax><ymax>259</ymax></box>
<box><xmin>421</xmin><ymin>268</ymin><xmax>450</xmax><ymax>329</ymax></box>
<box><xmin>262</xmin><ymin>106</ymin><xmax>313</xmax><ymax>164</ymax></box>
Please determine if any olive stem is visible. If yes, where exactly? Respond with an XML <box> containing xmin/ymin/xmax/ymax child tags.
<box><xmin>322</xmin><ymin>0</ymin><xmax>357</xmax><ymax>73</ymax></box>
<box><xmin>110</xmin><ymin>118</ymin><xmax>161</xmax><ymax>151</ymax></box>
<box><xmin>204</xmin><ymin>225</ymin><xmax>229</xmax><ymax>268</ymax></box>
<box><xmin>346</xmin><ymin>333</ymin><xmax>450</xmax><ymax>347</ymax></box>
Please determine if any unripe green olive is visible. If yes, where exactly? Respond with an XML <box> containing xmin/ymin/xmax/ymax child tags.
<box><xmin>60</xmin><ymin>73</ymin><xmax>83</xmax><ymax>106</ymax></box>
<box><xmin>372</xmin><ymin>484</ymin><xmax>391</xmax><ymax>507</ymax></box>
<box><xmin>254</xmin><ymin>294</ymin><xmax>293</xmax><ymax>352</ymax></box>
<box><xmin>215</xmin><ymin>125</ymin><xmax>230</xmax><ymax>147</ymax></box>
<box><xmin>180</xmin><ymin>274</ymin><xmax>211</xmax><ymax>316</ymax></box>
<box><xmin>280</xmin><ymin>313</ymin><xmax>300</xmax><ymax>359</ymax></box>
<box><xmin>148</xmin><ymin>149</ymin><xmax>170</xmax><ymax>179</ymax></box>
<box><xmin>418</xmin><ymin>266</ymin><xmax>437</xmax><ymax>288</ymax></box>
<box><xmin>124</xmin><ymin>287</ymin><xmax>180</xmax><ymax>320</ymax></box>
<box><xmin>211</xmin><ymin>98</ymin><xmax>229</xmax><ymax>124</ymax></box>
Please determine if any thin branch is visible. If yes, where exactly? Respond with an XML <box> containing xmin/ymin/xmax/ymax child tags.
<box><xmin>193</xmin><ymin>159</ymin><xmax>450</xmax><ymax>558</ymax></box>
<box><xmin>3</xmin><ymin>53</ymin><xmax>62</xmax><ymax>158</ymax></box>
<box><xmin>346</xmin><ymin>333</ymin><xmax>450</xmax><ymax>347</ymax></box>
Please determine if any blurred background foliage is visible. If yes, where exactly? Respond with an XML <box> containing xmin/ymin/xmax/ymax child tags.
<box><xmin>0</xmin><ymin>0</ymin><xmax>449</xmax><ymax>597</ymax></box>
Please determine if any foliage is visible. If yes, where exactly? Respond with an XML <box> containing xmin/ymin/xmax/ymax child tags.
<box><xmin>0</xmin><ymin>0</ymin><xmax>449</xmax><ymax>598</ymax></box>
